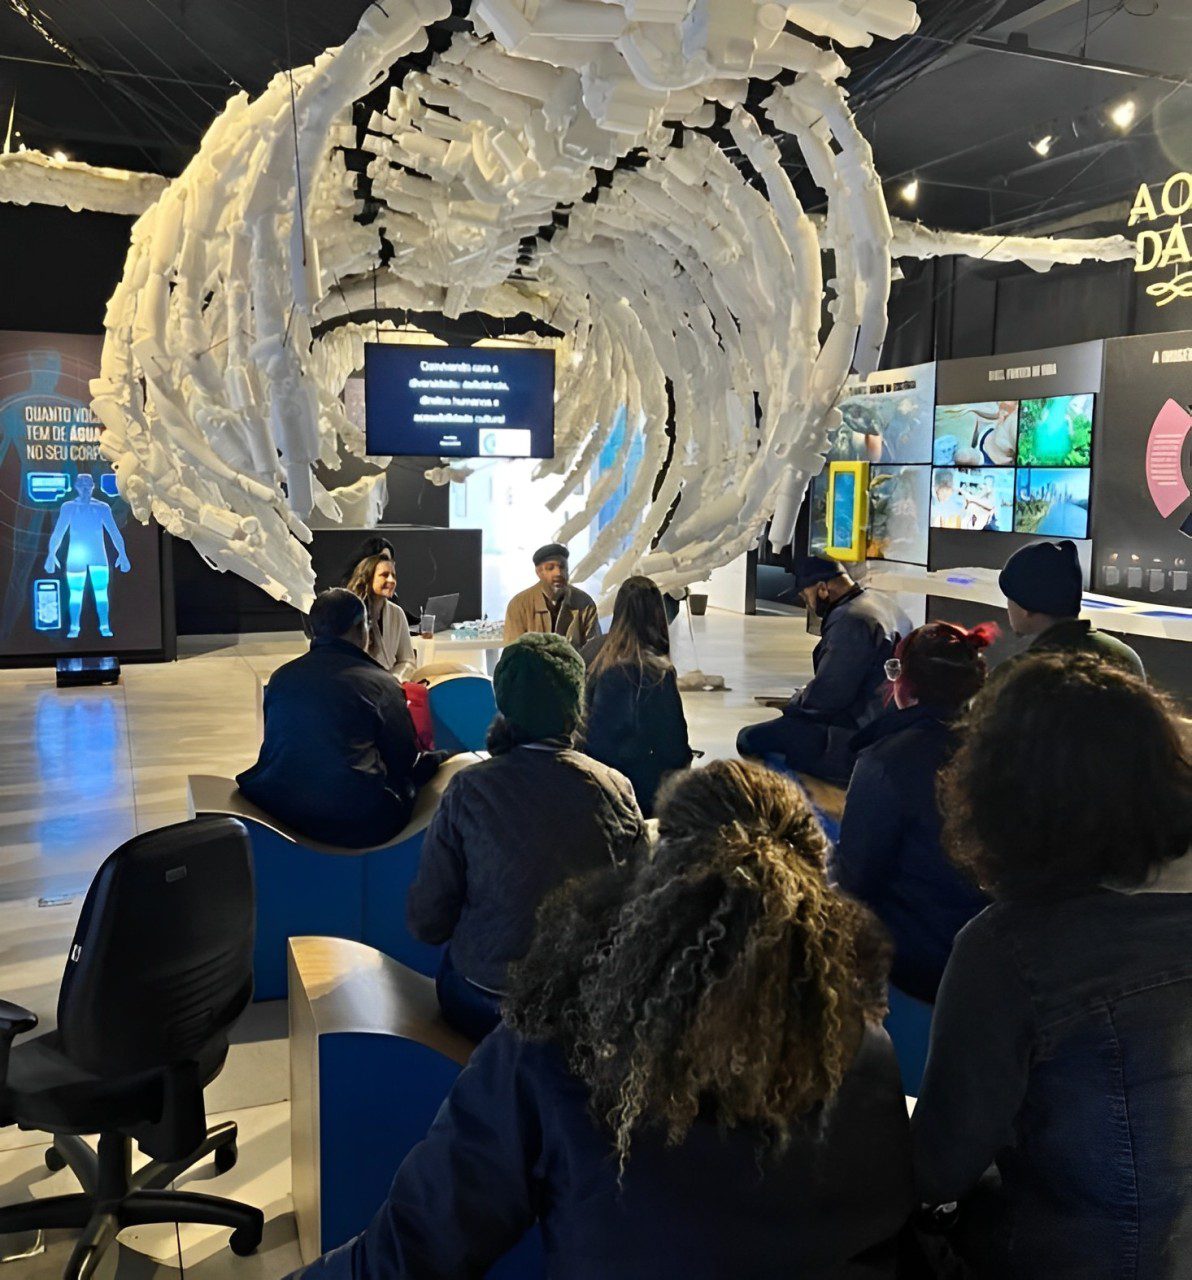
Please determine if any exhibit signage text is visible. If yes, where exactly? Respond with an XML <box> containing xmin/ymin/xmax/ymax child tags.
<box><xmin>1129</xmin><ymin>173</ymin><xmax>1192</xmax><ymax>307</ymax></box>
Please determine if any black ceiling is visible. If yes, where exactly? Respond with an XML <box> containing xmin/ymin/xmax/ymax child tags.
<box><xmin>0</xmin><ymin>0</ymin><xmax>1187</xmax><ymax>234</ymax></box>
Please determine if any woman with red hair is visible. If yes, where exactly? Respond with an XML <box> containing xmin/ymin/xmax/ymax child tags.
<box><xmin>832</xmin><ymin>621</ymin><xmax>996</xmax><ymax>1002</ymax></box>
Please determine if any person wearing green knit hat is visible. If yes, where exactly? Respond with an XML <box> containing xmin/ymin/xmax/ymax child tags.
<box><xmin>408</xmin><ymin>632</ymin><xmax>648</xmax><ymax>1042</ymax></box>
<box><xmin>491</xmin><ymin>631</ymin><xmax>586</xmax><ymax>745</ymax></box>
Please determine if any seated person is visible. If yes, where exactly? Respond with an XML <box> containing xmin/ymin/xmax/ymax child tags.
<box><xmin>293</xmin><ymin>761</ymin><xmax>913</xmax><ymax>1280</ymax></box>
<box><xmin>832</xmin><ymin>622</ymin><xmax>994</xmax><ymax>1002</ymax></box>
<box><xmin>737</xmin><ymin>555</ymin><xmax>910</xmax><ymax>784</ymax></box>
<box><xmin>346</xmin><ymin>552</ymin><xmax>416</xmax><ymax>680</ymax></box>
<box><xmin>503</xmin><ymin>542</ymin><xmax>601</xmax><ymax>649</ymax></box>
<box><xmin>407</xmin><ymin>632</ymin><xmax>648</xmax><ymax>1041</ymax></box>
<box><xmin>998</xmin><ymin>538</ymin><xmax>1144</xmax><ymax>678</ymax></box>
<box><xmin>913</xmin><ymin>652</ymin><xmax>1192</xmax><ymax>1279</ymax></box>
<box><xmin>236</xmin><ymin>589</ymin><xmax>441</xmax><ymax>849</ymax></box>
<box><xmin>579</xmin><ymin>575</ymin><xmax>692</xmax><ymax>817</ymax></box>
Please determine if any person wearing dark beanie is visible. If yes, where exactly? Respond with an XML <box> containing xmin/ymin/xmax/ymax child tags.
<box><xmin>408</xmin><ymin>633</ymin><xmax>648</xmax><ymax>1041</ymax></box>
<box><xmin>998</xmin><ymin>540</ymin><xmax>1144</xmax><ymax>679</ymax></box>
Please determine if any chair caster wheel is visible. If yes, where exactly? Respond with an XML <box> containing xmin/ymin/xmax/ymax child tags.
<box><xmin>44</xmin><ymin>1145</ymin><xmax>66</xmax><ymax>1172</ymax></box>
<box><xmin>229</xmin><ymin>1214</ymin><xmax>263</xmax><ymax>1257</ymax></box>
<box><xmin>213</xmin><ymin>1140</ymin><xmax>238</xmax><ymax>1175</ymax></box>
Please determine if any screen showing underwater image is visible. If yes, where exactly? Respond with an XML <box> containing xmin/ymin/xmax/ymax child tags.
<box><xmin>826</xmin><ymin>362</ymin><xmax>936</xmax><ymax>464</ymax></box>
<box><xmin>930</xmin><ymin>467</ymin><xmax>1015</xmax><ymax>532</ymax></box>
<box><xmin>1014</xmin><ymin>467</ymin><xmax>1091</xmax><ymax>538</ymax></box>
<box><xmin>867</xmin><ymin>465</ymin><xmax>930</xmax><ymax>564</ymax></box>
<box><xmin>830</xmin><ymin>471</ymin><xmax>857</xmax><ymax>549</ymax></box>
<box><xmin>808</xmin><ymin>471</ymin><xmax>829</xmax><ymax>555</ymax></box>
<box><xmin>1016</xmin><ymin>394</ymin><xmax>1094</xmax><ymax>467</ymax></box>
<box><xmin>933</xmin><ymin>401</ymin><xmax>1019</xmax><ymax>467</ymax></box>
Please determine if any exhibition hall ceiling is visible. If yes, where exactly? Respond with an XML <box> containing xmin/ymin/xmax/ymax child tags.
<box><xmin>0</xmin><ymin>0</ymin><xmax>1187</xmax><ymax>234</ymax></box>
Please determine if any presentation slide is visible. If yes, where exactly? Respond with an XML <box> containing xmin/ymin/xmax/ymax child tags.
<box><xmin>365</xmin><ymin>344</ymin><xmax>555</xmax><ymax>459</ymax></box>
<box><xmin>1015</xmin><ymin>467</ymin><xmax>1091</xmax><ymax>538</ymax></box>
<box><xmin>0</xmin><ymin>332</ymin><xmax>164</xmax><ymax>660</ymax></box>
<box><xmin>930</xmin><ymin>467</ymin><xmax>1015</xmax><ymax>533</ymax></box>
<box><xmin>933</xmin><ymin>401</ymin><xmax>1019</xmax><ymax>467</ymax></box>
<box><xmin>1017</xmin><ymin>393</ymin><xmax>1094</xmax><ymax>467</ymax></box>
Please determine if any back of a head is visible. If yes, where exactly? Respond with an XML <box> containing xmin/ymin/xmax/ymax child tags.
<box><xmin>56</xmin><ymin>816</ymin><xmax>254</xmax><ymax>1077</ymax></box>
<box><xmin>308</xmin><ymin>587</ymin><xmax>366</xmax><ymax>642</ymax></box>
<box><xmin>490</xmin><ymin>631</ymin><xmax>586</xmax><ymax>749</ymax></box>
<box><xmin>942</xmin><ymin>651</ymin><xmax>1192</xmax><ymax>897</ymax></box>
<box><xmin>506</xmin><ymin>758</ymin><xmax>889</xmax><ymax>1164</ymax></box>
<box><xmin>896</xmin><ymin>621</ymin><xmax>996</xmax><ymax>711</ymax></box>
<box><xmin>589</xmin><ymin>575</ymin><xmax>670</xmax><ymax>678</ymax></box>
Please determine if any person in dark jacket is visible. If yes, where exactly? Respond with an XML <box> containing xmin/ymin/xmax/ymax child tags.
<box><xmin>237</xmin><ymin>589</ymin><xmax>442</xmax><ymax>849</ymax></box>
<box><xmin>997</xmin><ymin>538</ymin><xmax>1144</xmax><ymax>678</ymax></box>
<box><xmin>407</xmin><ymin>632</ymin><xmax>648</xmax><ymax>1041</ymax></box>
<box><xmin>578</xmin><ymin>576</ymin><xmax>692</xmax><ymax>816</ymax></box>
<box><xmin>291</xmin><ymin>760</ymin><xmax>914</xmax><ymax>1280</ymax></box>
<box><xmin>833</xmin><ymin>621</ymin><xmax>994</xmax><ymax>1002</ymax></box>
<box><xmin>913</xmin><ymin>652</ymin><xmax>1192</xmax><ymax>1279</ymax></box>
<box><xmin>737</xmin><ymin>555</ymin><xmax>911</xmax><ymax>783</ymax></box>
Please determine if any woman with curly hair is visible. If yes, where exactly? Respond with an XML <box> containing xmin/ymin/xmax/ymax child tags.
<box><xmin>295</xmin><ymin>760</ymin><xmax>914</xmax><ymax>1279</ymax></box>
<box><xmin>913</xmin><ymin>651</ymin><xmax>1192</xmax><ymax>1279</ymax></box>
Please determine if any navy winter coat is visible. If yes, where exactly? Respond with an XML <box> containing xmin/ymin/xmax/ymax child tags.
<box><xmin>832</xmin><ymin>704</ymin><xmax>988</xmax><ymax>1002</ymax></box>
<box><xmin>406</xmin><ymin>746</ymin><xmax>648</xmax><ymax>992</ymax></box>
<box><xmin>291</xmin><ymin>1022</ymin><xmax>915</xmax><ymax>1280</ymax></box>
<box><xmin>236</xmin><ymin>638</ymin><xmax>420</xmax><ymax>849</ymax></box>
<box><xmin>580</xmin><ymin>661</ymin><xmax>692</xmax><ymax>816</ymax></box>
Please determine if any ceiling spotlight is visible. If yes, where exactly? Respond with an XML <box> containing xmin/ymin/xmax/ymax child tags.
<box><xmin>1109</xmin><ymin>98</ymin><xmax>1137</xmax><ymax>131</ymax></box>
<box><xmin>900</xmin><ymin>179</ymin><xmax>919</xmax><ymax>203</ymax></box>
<box><xmin>1030</xmin><ymin>134</ymin><xmax>1055</xmax><ymax>157</ymax></box>
<box><xmin>52</xmin><ymin>149</ymin><xmax>68</xmax><ymax>163</ymax></box>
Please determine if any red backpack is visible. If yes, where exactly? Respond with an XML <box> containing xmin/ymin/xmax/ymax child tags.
<box><xmin>402</xmin><ymin>681</ymin><xmax>435</xmax><ymax>753</ymax></box>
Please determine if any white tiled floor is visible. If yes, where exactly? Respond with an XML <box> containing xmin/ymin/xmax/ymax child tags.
<box><xmin>0</xmin><ymin>610</ymin><xmax>816</xmax><ymax>1278</ymax></box>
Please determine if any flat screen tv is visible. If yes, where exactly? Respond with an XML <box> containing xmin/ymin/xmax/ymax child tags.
<box><xmin>1016</xmin><ymin>393</ymin><xmax>1094</xmax><ymax>467</ymax></box>
<box><xmin>932</xmin><ymin>401</ymin><xmax>1019</xmax><ymax>467</ymax></box>
<box><xmin>364</xmin><ymin>343</ymin><xmax>555</xmax><ymax>459</ymax></box>
<box><xmin>930</xmin><ymin>466</ymin><xmax>1015</xmax><ymax>533</ymax></box>
<box><xmin>1014</xmin><ymin>467</ymin><xmax>1092</xmax><ymax>538</ymax></box>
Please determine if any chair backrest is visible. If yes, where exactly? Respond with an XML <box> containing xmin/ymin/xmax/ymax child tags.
<box><xmin>56</xmin><ymin>816</ymin><xmax>254</xmax><ymax>1078</ymax></box>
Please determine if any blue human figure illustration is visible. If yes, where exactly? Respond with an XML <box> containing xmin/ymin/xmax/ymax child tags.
<box><xmin>0</xmin><ymin>349</ymin><xmax>80</xmax><ymax>641</ymax></box>
<box><xmin>44</xmin><ymin>475</ymin><xmax>130</xmax><ymax>638</ymax></box>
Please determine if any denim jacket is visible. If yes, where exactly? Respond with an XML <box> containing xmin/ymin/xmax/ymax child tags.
<box><xmin>912</xmin><ymin>863</ymin><xmax>1192</xmax><ymax>1278</ymax></box>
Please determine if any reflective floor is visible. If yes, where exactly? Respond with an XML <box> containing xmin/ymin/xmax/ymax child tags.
<box><xmin>0</xmin><ymin>610</ymin><xmax>815</xmax><ymax>1277</ymax></box>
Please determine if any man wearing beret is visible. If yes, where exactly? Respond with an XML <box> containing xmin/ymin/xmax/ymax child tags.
<box><xmin>503</xmin><ymin>542</ymin><xmax>601</xmax><ymax>650</ymax></box>
<box><xmin>737</xmin><ymin>555</ymin><xmax>910</xmax><ymax>784</ymax></box>
<box><xmin>998</xmin><ymin>539</ymin><xmax>1144</xmax><ymax>678</ymax></box>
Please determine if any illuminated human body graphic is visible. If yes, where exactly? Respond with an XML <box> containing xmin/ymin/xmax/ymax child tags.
<box><xmin>44</xmin><ymin>475</ymin><xmax>130</xmax><ymax>637</ymax></box>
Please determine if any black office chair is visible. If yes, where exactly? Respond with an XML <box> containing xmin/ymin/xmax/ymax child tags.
<box><xmin>0</xmin><ymin>816</ymin><xmax>263</xmax><ymax>1280</ymax></box>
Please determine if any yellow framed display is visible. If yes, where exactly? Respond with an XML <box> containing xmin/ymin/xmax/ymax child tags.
<box><xmin>824</xmin><ymin>460</ymin><xmax>870</xmax><ymax>562</ymax></box>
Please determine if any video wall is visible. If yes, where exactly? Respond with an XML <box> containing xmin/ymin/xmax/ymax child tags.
<box><xmin>807</xmin><ymin>340</ymin><xmax>1116</xmax><ymax>589</ymax></box>
<box><xmin>0</xmin><ymin>331</ymin><xmax>168</xmax><ymax>663</ymax></box>
<box><xmin>929</xmin><ymin>393</ymin><xmax>1094</xmax><ymax>538</ymax></box>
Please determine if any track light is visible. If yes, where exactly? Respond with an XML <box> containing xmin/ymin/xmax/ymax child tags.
<box><xmin>1109</xmin><ymin>98</ymin><xmax>1136</xmax><ymax>131</ymax></box>
<box><xmin>900</xmin><ymin>178</ymin><xmax>919</xmax><ymax>204</ymax></box>
<box><xmin>1030</xmin><ymin>133</ymin><xmax>1055</xmax><ymax>157</ymax></box>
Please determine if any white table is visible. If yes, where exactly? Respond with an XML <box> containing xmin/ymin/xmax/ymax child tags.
<box><xmin>412</xmin><ymin>630</ymin><xmax>505</xmax><ymax>674</ymax></box>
